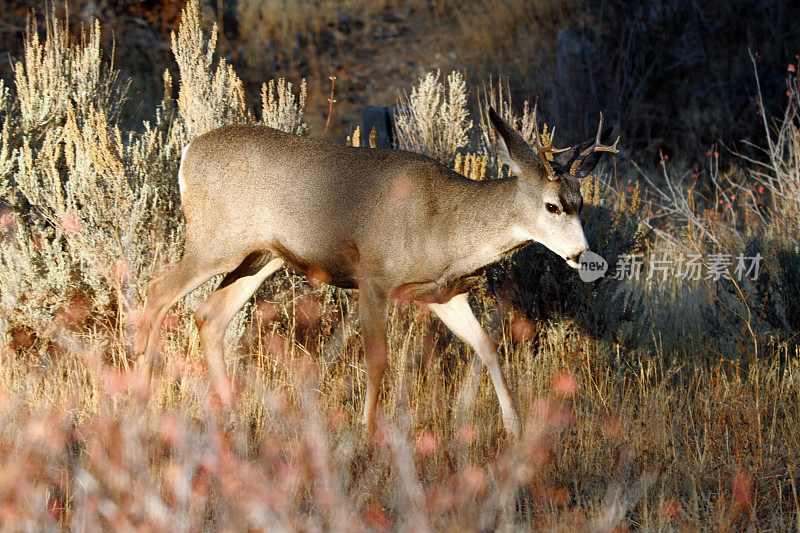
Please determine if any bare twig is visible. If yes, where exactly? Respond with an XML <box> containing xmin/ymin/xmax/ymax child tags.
<box><xmin>322</xmin><ymin>76</ymin><xmax>337</xmax><ymax>140</ymax></box>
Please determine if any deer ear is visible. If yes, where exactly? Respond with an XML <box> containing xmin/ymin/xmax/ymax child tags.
<box><xmin>488</xmin><ymin>107</ymin><xmax>535</xmax><ymax>176</ymax></box>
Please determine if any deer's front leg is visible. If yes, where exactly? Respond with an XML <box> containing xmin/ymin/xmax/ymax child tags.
<box><xmin>358</xmin><ymin>283</ymin><xmax>389</xmax><ymax>435</ymax></box>
<box><xmin>427</xmin><ymin>293</ymin><xmax>520</xmax><ymax>437</ymax></box>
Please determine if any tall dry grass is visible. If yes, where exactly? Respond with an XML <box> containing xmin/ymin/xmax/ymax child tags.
<box><xmin>0</xmin><ymin>1</ymin><xmax>798</xmax><ymax>530</ymax></box>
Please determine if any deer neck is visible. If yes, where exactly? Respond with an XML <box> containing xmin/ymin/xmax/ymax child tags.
<box><xmin>442</xmin><ymin>177</ymin><xmax>535</xmax><ymax>279</ymax></box>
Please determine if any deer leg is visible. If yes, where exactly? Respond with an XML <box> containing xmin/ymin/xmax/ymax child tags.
<box><xmin>427</xmin><ymin>293</ymin><xmax>520</xmax><ymax>437</ymax></box>
<box><xmin>136</xmin><ymin>255</ymin><xmax>230</xmax><ymax>380</ymax></box>
<box><xmin>321</xmin><ymin>304</ymin><xmax>360</xmax><ymax>370</ymax></box>
<box><xmin>358</xmin><ymin>283</ymin><xmax>389</xmax><ymax>435</ymax></box>
<box><xmin>194</xmin><ymin>255</ymin><xmax>284</xmax><ymax>404</ymax></box>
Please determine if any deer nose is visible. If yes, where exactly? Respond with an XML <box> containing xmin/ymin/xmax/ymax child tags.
<box><xmin>565</xmin><ymin>248</ymin><xmax>588</xmax><ymax>268</ymax></box>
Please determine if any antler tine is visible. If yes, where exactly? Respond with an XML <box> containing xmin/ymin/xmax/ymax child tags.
<box><xmin>531</xmin><ymin>101</ymin><xmax>541</xmax><ymax>146</ymax></box>
<box><xmin>548</xmin><ymin>126</ymin><xmax>570</xmax><ymax>154</ymax></box>
<box><xmin>531</xmin><ymin>102</ymin><xmax>569</xmax><ymax>180</ymax></box>
<box><xmin>579</xmin><ymin>112</ymin><xmax>621</xmax><ymax>157</ymax></box>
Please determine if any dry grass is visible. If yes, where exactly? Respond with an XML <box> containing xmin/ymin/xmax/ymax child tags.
<box><xmin>0</xmin><ymin>1</ymin><xmax>798</xmax><ymax>530</ymax></box>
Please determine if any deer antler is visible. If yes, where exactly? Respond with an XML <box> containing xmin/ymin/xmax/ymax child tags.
<box><xmin>531</xmin><ymin>103</ymin><xmax>570</xmax><ymax>181</ymax></box>
<box><xmin>570</xmin><ymin>113</ymin><xmax>620</xmax><ymax>174</ymax></box>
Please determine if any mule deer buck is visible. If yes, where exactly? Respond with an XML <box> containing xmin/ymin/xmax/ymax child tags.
<box><xmin>135</xmin><ymin>107</ymin><xmax>618</xmax><ymax>435</ymax></box>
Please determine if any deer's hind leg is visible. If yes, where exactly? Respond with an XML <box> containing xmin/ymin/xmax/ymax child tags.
<box><xmin>194</xmin><ymin>253</ymin><xmax>285</xmax><ymax>404</ymax></box>
<box><xmin>136</xmin><ymin>253</ymin><xmax>234</xmax><ymax>380</ymax></box>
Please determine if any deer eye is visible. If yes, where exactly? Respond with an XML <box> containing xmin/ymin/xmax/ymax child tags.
<box><xmin>545</xmin><ymin>203</ymin><xmax>560</xmax><ymax>214</ymax></box>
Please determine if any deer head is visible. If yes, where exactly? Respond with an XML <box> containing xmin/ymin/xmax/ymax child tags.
<box><xmin>488</xmin><ymin>106</ymin><xmax>618</xmax><ymax>268</ymax></box>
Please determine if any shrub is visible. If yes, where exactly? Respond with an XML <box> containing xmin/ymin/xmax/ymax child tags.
<box><xmin>0</xmin><ymin>9</ymin><xmax>179</xmax><ymax>341</ymax></box>
<box><xmin>261</xmin><ymin>77</ymin><xmax>308</xmax><ymax>135</ymax></box>
<box><xmin>394</xmin><ymin>70</ymin><xmax>472</xmax><ymax>165</ymax></box>
<box><xmin>170</xmin><ymin>0</ymin><xmax>250</xmax><ymax>140</ymax></box>
<box><xmin>0</xmin><ymin>0</ymin><xmax>310</xmax><ymax>344</ymax></box>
